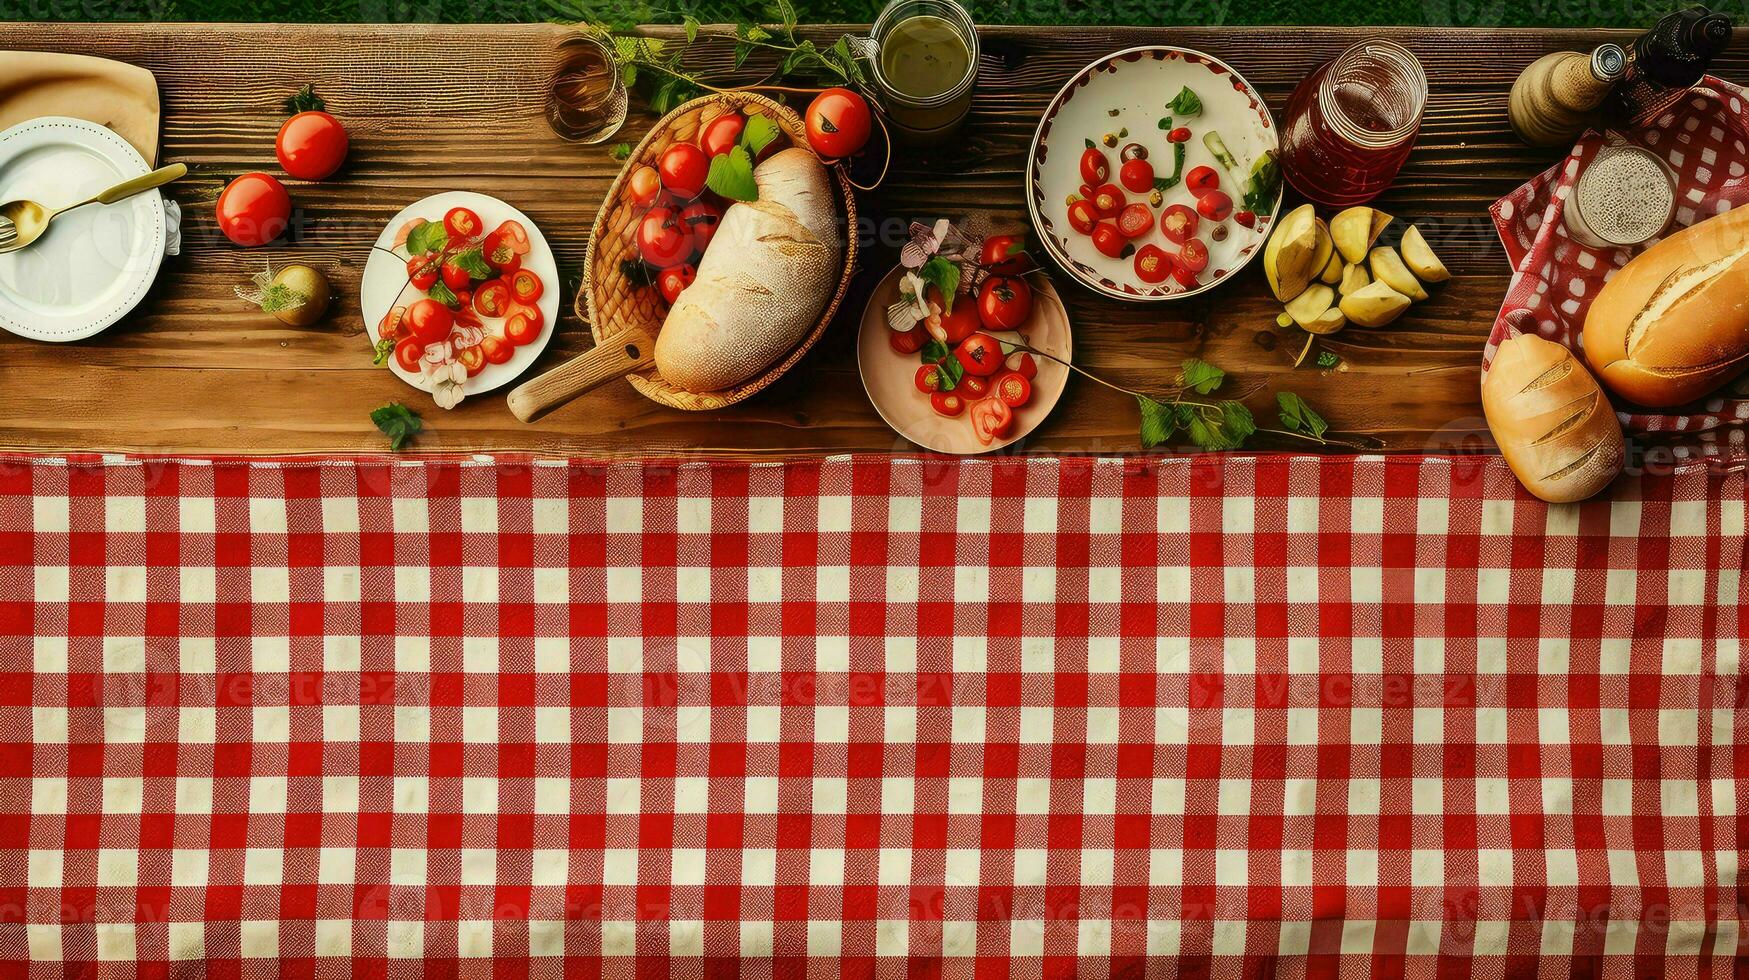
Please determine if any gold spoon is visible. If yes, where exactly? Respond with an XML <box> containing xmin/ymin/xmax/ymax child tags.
<box><xmin>0</xmin><ymin>162</ymin><xmax>187</xmax><ymax>255</ymax></box>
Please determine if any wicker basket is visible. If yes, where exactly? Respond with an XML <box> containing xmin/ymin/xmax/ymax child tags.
<box><xmin>509</xmin><ymin>92</ymin><xmax>858</xmax><ymax>419</ymax></box>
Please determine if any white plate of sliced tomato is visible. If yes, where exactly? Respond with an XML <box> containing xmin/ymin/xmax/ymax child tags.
<box><xmin>362</xmin><ymin>191</ymin><xmax>560</xmax><ymax>398</ymax></box>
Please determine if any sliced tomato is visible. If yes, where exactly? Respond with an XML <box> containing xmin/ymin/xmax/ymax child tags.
<box><xmin>1161</xmin><ymin>205</ymin><xmax>1199</xmax><ymax>245</ymax></box>
<box><xmin>915</xmin><ymin>363</ymin><xmax>946</xmax><ymax>393</ymax></box>
<box><xmin>444</xmin><ymin>207</ymin><xmax>482</xmax><ymax>239</ymax></box>
<box><xmin>494</xmin><ymin>220</ymin><xmax>532</xmax><ymax>256</ymax></box>
<box><xmin>480</xmin><ymin>335</ymin><xmax>513</xmax><ymax>365</ymax></box>
<box><xmin>393</xmin><ymin>337</ymin><xmax>424</xmax><ymax>372</ymax></box>
<box><xmin>890</xmin><ymin>324</ymin><xmax>927</xmax><ymax>354</ymax></box>
<box><xmin>505</xmin><ymin>300</ymin><xmax>543</xmax><ymax>331</ymax></box>
<box><xmin>457</xmin><ymin>345</ymin><xmax>486</xmax><ymax>377</ymax></box>
<box><xmin>1004</xmin><ymin>351</ymin><xmax>1037</xmax><ymax>379</ymax></box>
<box><xmin>377</xmin><ymin>305</ymin><xmax>407</xmax><ymax>343</ymax></box>
<box><xmin>1117</xmin><ymin>203</ymin><xmax>1153</xmax><ymax>239</ymax></box>
<box><xmin>482</xmin><ymin>230</ymin><xmax>521</xmax><ymax>273</ymax></box>
<box><xmin>958</xmin><ymin>374</ymin><xmax>990</xmax><ymax>399</ymax></box>
<box><xmin>473</xmin><ymin>280</ymin><xmax>512</xmax><ymax>319</ymax></box>
<box><xmin>969</xmin><ymin>398</ymin><xmax>1014</xmax><ymax>446</ymax></box>
<box><xmin>994</xmin><ymin>371</ymin><xmax>1032</xmax><ymax>408</ymax></box>
<box><xmin>509</xmin><ymin>268</ymin><xmax>544</xmax><ymax>304</ymax></box>
<box><xmin>407</xmin><ymin>255</ymin><xmax>438</xmax><ymax>291</ymax></box>
<box><xmin>930</xmin><ymin>391</ymin><xmax>966</xmax><ymax>418</ymax></box>
<box><xmin>504</xmin><ymin>310</ymin><xmax>542</xmax><ymax>346</ymax></box>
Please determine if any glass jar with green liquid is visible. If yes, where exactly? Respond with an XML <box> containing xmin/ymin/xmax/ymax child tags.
<box><xmin>846</xmin><ymin>0</ymin><xmax>978</xmax><ymax>145</ymax></box>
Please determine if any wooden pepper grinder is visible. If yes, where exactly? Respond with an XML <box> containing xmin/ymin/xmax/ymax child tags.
<box><xmin>1509</xmin><ymin>44</ymin><xmax>1627</xmax><ymax>147</ymax></box>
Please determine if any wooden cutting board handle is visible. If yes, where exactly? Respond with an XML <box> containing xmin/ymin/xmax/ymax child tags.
<box><xmin>507</xmin><ymin>328</ymin><xmax>657</xmax><ymax>422</ymax></box>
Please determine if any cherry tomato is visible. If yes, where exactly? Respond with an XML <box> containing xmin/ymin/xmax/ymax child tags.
<box><xmin>627</xmin><ymin>166</ymin><xmax>663</xmax><ymax>210</ymax></box>
<box><xmin>636</xmin><ymin>207</ymin><xmax>693</xmax><ymax>268</ymax></box>
<box><xmin>928</xmin><ymin>288</ymin><xmax>980</xmax><ymax>345</ymax></box>
<box><xmin>1160</xmin><ymin>204</ymin><xmax>1200</xmax><ymax>245</ymax></box>
<box><xmin>406</xmin><ymin>254</ymin><xmax>438</xmax><ymax>291</ymax></box>
<box><xmin>805</xmin><ymin>87</ymin><xmax>872</xmax><ymax>159</ymax></box>
<box><xmin>977</xmin><ymin>275</ymin><xmax>1034</xmax><ymax>331</ymax></box>
<box><xmin>955</xmin><ymin>333</ymin><xmax>1005</xmax><ymax>377</ymax></box>
<box><xmin>482</xmin><ymin>230</ymin><xmax>521</xmax><ymax>273</ymax></box>
<box><xmin>493</xmin><ymin>220</ymin><xmax>532</xmax><ymax>256</ymax></box>
<box><xmin>1133</xmin><ymin>243</ymin><xmax>1174</xmax><ymax>284</ymax></box>
<box><xmin>1167</xmin><ymin>127</ymin><xmax>1192</xmax><ymax>143</ymax></box>
<box><xmin>457</xmin><ymin>345</ymin><xmax>486</xmax><ymax>378</ymax></box>
<box><xmin>473</xmin><ymin>280</ymin><xmax>512</xmax><ymax>319</ymax></box>
<box><xmin>1186</xmin><ymin>165</ymin><xmax>1219</xmax><ymax>195</ymax></box>
<box><xmin>378</xmin><ymin>305</ymin><xmax>406</xmax><ymax>343</ymax></box>
<box><xmin>1171</xmin><ymin>263</ymin><xmax>1201</xmax><ymax>288</ymax></box>
<box><xmin>980</xmin><ymin>234</ymin><xmax>1029</xmax><ymax>275</ymax></box>
<box><xmin>680</xmin><ymin>201</ymin><xmax>722</xmax><ymax>253</ymax></box>
<box><xmin>994</xmin><ymin>371</ymin><xmax>1032</xmax><ymax>408</ymax></box>
<box><xmin>1197</xmin><ymin>191</ymin><xmax>1233</xmax><ymax>222</ymax></box>
<box><xmin>480</xmin><ymin>335</ymin><xmax>513</xmax><ymax>365</ymax></box>
<box><xmin>969</xmin><ymin>397</ymin><xmax>1014</xmax><ymax>446</ymax></box>
<box><xmin>1004</xmin><ymin>351</ymin><xmax>1038</xmax><ymax>379</ymax></box>
<box><xmin>958</xmin><ymin>374</ymin><xmax>990</xmax><ymax>399</ymax></box>
<box><xmin>215</xmin><ymin>173</ymin><xmax>291</xmax><ymax>247</ymax></box>
<box><xmin>504</xmin><ymin>310</ymin><xmax>542</xmax><ymax>346</ymax></box>
<box><xmin>1067</xmin><ymin>199</ymin><xmax>1100</xmax><ymax>236</ymax></box>
<box><xmin>658</xmin><ymin>143</ymin><xmax>710</xmax><ymax>200</ymax></box>
<box><xmin>890</xmin><ymin>324</ymin><xmax>927</xmax><ymax>354</ymax></box>
<box><xmin>275</xmin><ymin>111</ymin><xmax>348</xmax><ymax>181</ymax></box>
<box><xmin>657</xmin><ymin>264</ymin><xmax>696</xmax><ymax>305</ymax></box>
<box><xmin>930</xmin><ymin>391</ymin><xmax>966</xmax><ymax>418</ymax></box>
<box><xmin>406</xmin><ymin>299</ymin><xmax>454</xmax><ymax>346</ymax></box>
<box><xmin>444</xmin><ymin>207</ymin><xmax>482</xmax><ymax>240</ymax></box>
<box><xmin>700</xmin><ymin>112</ymin><xmax>746</xmax><ymax>157</ymax></box>
<box><xmin>1119</xmin><ymin>158</ymin><xmax>1155</xmax><ymax>194</ymax></box>
<box><xmin>1179</xmin><ymin>238</ymin><xmax>1210</xmax><ymax>273</ymax></box>
<box><xmin>1234</xmin><ymin>210</ymin><xmax>1258</xmax><ymax>229</ymax></box>
<box><xmin>441</xmin><ymin>258</ymin><xmax>472</xmax><ymax>292</ymax></box>
<box><xmin>915</xmin><ymin>363</ymin><xmax>946</xmax><ymax>393</ymax></box>
<box><xmin>1091</xmin><ymin>222</ymin><xmax>1130</xmax><ymax>259</ymax></box>
<box><xmin>1117</xmin><ymin>203</ymin><xmax>1154</xmax><ymax>239</ymax></box>
<box><xmin>1079</xmin><ymin>147</ymin><xmax>1110</xmax><ymax>185</ymax></box>
<box><xmin>1090</xmin><ymin>184</ymin><xmax>1126</xmax><ymax>219</ymax></box>
<box><xmin>393</xmin><ymin>337</ymin><xmax>424</xmax><ymax>372</ymax></box>
<box><xmin>1080</xmin><ymin>183</ymin><xmax>1098</xmax><ymax>202</ymax></box>
<box><xmin>508</xmin><ymin>268</ymin><xmax>543</xmax><ymax>304</ymax></box>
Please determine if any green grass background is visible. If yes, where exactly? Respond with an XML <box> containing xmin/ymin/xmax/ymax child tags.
<box><xmin>30</xmin><ymin>0</ymin><xmax>1748</xmax><ymax>34</ymax></box>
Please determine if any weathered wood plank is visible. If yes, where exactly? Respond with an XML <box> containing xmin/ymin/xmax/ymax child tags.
<box><xmin>0</xmin><ymin>22</ymin><xmax>1740</xmax><ymax>457</ymax></box>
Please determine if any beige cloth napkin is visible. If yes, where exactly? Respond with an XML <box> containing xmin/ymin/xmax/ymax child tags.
<box><xmin>0</xmin><ymin>51</ymin><xmax>160</xmax><ymax>164</ymax></box>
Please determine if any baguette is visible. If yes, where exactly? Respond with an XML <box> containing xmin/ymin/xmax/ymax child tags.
<box><xmin>1582</xmin><ymin>203</ymin><xmax>1749</xmax><ymax>407</ymax></box>
<box><xmin>654</xmin><ymin>148</ymin><xmax>842</xmax><ymax>393</ymax></box>
<box><xmin>1483</xmin><ymin>333</ymin><xmax>1624</xmax><ymax>503</ymax></box>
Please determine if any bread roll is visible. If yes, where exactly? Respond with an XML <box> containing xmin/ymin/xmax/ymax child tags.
<box><xmin>654</xmin><ymin>148</ymin><xmax>842</xmax><ymax>393</ymax></box>
<box><xmin>1583</xmin><ymin>203</ymin><xmax>1749</xmax><ymax>407</ymax></box>
<box><xmin>1484</xmin><ymin>333</ymin><xmax>1624</xmax><ymax>503</ymax></box>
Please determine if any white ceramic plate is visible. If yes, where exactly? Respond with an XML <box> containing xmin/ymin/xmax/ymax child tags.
<box><xmin>361</xmin><ymin>191</ymin><xmax>560</xmax><ymax>396</ymax></box>
<box><xmin>1027</xmin><ymin>46</ymin><xmax>1282</xmax><ymax>302</ymax></box>
<box><xmin>0</xmin><ymin>117</ymin><xmax>166</xmax><ymax>342</ymax></box>
<box><xmin>857</xmin><ymin>266</ymin><xmax>1072</xmax><ymax>455</ymax></box>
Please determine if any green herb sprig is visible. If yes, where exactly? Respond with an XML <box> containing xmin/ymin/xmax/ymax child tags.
<box><xmin>371</xmin><ymin>403</ymin><xmax>423</xmax><ymax>451</ymax></box>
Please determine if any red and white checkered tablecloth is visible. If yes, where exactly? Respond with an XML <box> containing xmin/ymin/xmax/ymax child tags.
<box><xmin>0</xmin><ymin>452</ymin><xmax>1744</xmax><ymax>979</ymax></box>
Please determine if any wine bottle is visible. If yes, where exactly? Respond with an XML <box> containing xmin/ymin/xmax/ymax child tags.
<box><xmin>1606</xmin><ymin>6</ymin><xmax>1733</xmax><ymax>127</ymax></box>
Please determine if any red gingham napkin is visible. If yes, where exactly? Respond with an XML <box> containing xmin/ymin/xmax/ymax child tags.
<box><xmin>1487</xmin><ymin>76</ymin><xmax>1749</xmax><ymax>467</ymax></box>
<box><xmin>0</xmin><ymin>453</ymin><xmax>1744</xmax><ymax>978</ymax></box>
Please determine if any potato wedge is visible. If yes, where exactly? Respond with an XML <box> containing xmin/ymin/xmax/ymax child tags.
<box><xmin>1311</xmin><ymin>220</ymin><xmax>1336</xmax><ymax>283</ymax></box>
<box><xmin>1330</xmin><ymin>206</ymin><xmax>1391</xmax><ymax>265</ymax></box>
<box><xmin>1339</xmin><ymin>263</ymin><xmax>1371</xmax><ymax>297</ymax></box>
<box><xmin>1340</xmin><ymin>280</ymin><xmax>1412</xmax><ymax>328</ymax></box>
<box><xmin>1264</xmin><ymin>204</ymin><xmax>1320</xmax><ymax>302</ymax></box>
<box><xmin>1284</xmin><ymin>283</ymin><xmax>1335</xmax><ymax>329</ymax></box>
<box><xmin>1369</xmin><ymin>246</ymin><xmax>1429</xmax><ymax>301</ymax></box>
<box><xmin>1318</xmin><ymin>235</ymin><xmax>1344</xmax><ymax>284</ymax></box>
<box><xmin>1304</xmin><ymin>307</ymin><xmax>1347</xmax><ymax>335</ymax></box>
<box><xmin>1400</xmin><ymin>225</ymin><xmax>1451</xmax><ymax>283</ymax></box>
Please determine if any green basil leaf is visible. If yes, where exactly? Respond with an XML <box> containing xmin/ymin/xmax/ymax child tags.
<box><xmin>1276</xmin><ymin>392</ymin><xmax>1329</xmax><ymax>438</ymax></box>
<box><xmin>918</xmin><ymin>257</ymin><xmax>961</xmax><ymax>313</ymax></box>
<box><xmin>742</xmin><ymin>113</ymin><xmax>781</xmax><ymax>156</ymax></box>
<box><xmin>427</xmin><ymin>279</ymin><xmax>459</xmax><ymax>308</ymax></box>
<box><xmin>1169</xmin><ymin>86</ymin><xmax>1203</xmax><ymax>116</ymax></box>
<box><xmin>405</xmin><ymin>220</ymin><xmax>447</xmax><ymax>256</ymax></box>
<box><xmin>452</xmin><ymin>246</ymin><xmax>492</xmax><ymax>281</ymax></box>
<box><xmin>705</xmin><ymin>145</ymin><xmax>759</xmax><ymax>202</ymax></box>
<box><xmin>1137</xmin><ymin>397</ymin><xmax>1176</xmax><ymax>449</ymax></box>
<box><xmin>370</xmin><ymin>402</ymin><xmax>422</xmax><ymax>451</ymax></box>
<box><xmin>1178</xmin><ymin>358</ymin><xmax>1225</xmax><ymax>395</ymax></box>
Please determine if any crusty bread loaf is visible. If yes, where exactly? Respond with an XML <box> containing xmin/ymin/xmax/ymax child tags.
<box><xmin>1582</xmin><ymin>203</ymin><xmax>1749</xmax><ymax>407</ymax></box>
<box><xmin>654</xmin><ymin>148</ymin><xmax>842</xmax><ymax>393</ymax></box>
<box><xmin>1484</xmin><ymin>333</ymin><xmax>1624</xmax><ymax>503</ymax></box>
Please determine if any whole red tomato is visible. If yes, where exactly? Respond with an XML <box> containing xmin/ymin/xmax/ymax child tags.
<box><xmin>805</xmin><ymin>87</ymin><xmax>872</xmax><ymax>159</ymax></box>
<box><xmin>658</xmin><ymin>143</ymin><xmax>710</xmax><ymax>200</ymax></box>
<box><xmin>658</xmin><ymin>264</ymin><xmax>696</xmax><ymax>305</ymax></box>
<box><xmin>699</xmin><ymin>112</ymin><xmax>746</xmax><ymax>157</ymax></box>
<box><xmin>928</xmin><ymin>287</ymin><xmax>980</xmax><ymax>345</ymax></box>
<box><xmin>479</xmin><ymin>335</ymin><xmax>513</xmax><ymax>365</ymax></box>
<box><xmin>627</xmin><ymin>166</ymin><xmax>663</xmax><ymax>210</ymax></box>
<box><xmin>393</xmin><ymin>337</ymin><xmax>424</xmax><ymax>372</ymax></box>
<box><xmin>275</xmin><ymin>111</ymin><xmax>348</xmax><ymax>181</ymax></box>
<box><xmin>215</xmin><ymin>173</ymin><xmax>291</xmax><ymax>247</ymax></box>
<box><xmin>980</xmin><ymin>234</ymin><xmax>1029</xmax><ymax>274</ymax></box>
<box><xmin>977</xmin><ymin>275</ymin><xmax>1033</xmax><ymax>330</ymax></box>
<box><xmin>954</xmin><ymin>333</ymin><xmax>1005</xmax><ymax>377</ymax></box>
<box><xmin>405</xmin><ymin>299</ymin><xmax>453</xmax><ymax>345</ymax></box>
<box><xmin>680</xmin><ymin>201</ymin><xmax>722</xmax><ymax>253</ymax></box>
<box><xmin>636</xmin><ymin>207</ymin><xmax>692</xmax><ymax>268</ymax></box>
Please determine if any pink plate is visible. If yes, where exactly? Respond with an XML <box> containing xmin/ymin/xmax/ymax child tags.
<box><xmin>857</xmin><ymin>266</ymin><xmax>1072</xmax><ymax>455</ymax></box>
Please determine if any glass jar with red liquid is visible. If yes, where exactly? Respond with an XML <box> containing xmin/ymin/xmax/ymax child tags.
<box><xmin>1279</xmin><ymin>39</ymin><xmax>1428</xmax><ymax>208</ymax></box>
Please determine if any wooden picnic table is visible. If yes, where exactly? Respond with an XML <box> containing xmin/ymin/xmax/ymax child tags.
<box><xmin>2</xmin><ymin>22</ymin><xmax>1745</xmax><ymax>459</ymax></box>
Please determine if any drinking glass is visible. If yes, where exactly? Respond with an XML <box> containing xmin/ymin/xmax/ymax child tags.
<box><xmin>1278</xmin><ymin>39</ymin><xmax>1427</xmax><ymax>208</ymax></box>
<box><xmin>547</xmin><ymin>32</ymin><xmax>630</xmax><ymax>145</ymax></box>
